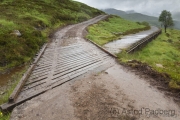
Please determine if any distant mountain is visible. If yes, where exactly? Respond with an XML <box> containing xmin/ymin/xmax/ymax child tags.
<box><xmin>174</xmin><ymin>21</ymin><xmax>180</xmax><ymax>30</ymax></box>
<box><xmin>173</xmin><ymin>12</ymin><xmax>180</xmax><ymax>29</ymax></box>
<box><xmin>122</xmin><ymin>13</ymin><xmax>160</xmax><ymax>26</ymax></box>
<box><xmin>126</xmin><ymin>10</ymin><xmax>136</xmax><ymax>14</ymax></box>
<box><xmin>102</xmin><ymin>8</ymin><xmax>180</xmax><ymax>30</ymax></box>
<box><xmin>102</xmin><ymin>8</ymin><xmax>127</xmax><ymax>16</ymax></box>
<box><xmin>102</xmin><ymin>8</ymin><xmax>160</xmax><ymax>27</ymax></box>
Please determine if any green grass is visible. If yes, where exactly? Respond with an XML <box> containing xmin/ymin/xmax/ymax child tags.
<box><xmin>0</xmin><ymin>0</ymin><xmax>104</xmax><ymax>72</ymax></box>
<box><xmin>0</xmin><ymin>66</ymin><xmax>27</xmax><ymax>105</ymax></box>
<box><xmin>86</xmin><ymin>15</ymin><xmax>150</xmax><ymax>46</ymax></box>
<box><xmin>0</xmin><ymin>112</ymin><xmax>10</xmax><ymax>120</ymax></box>
<box><xmin>118</xmin><ymin>29</ymin><xmax>180</xmax><ymax>89</ymax></box>
<box><xmin>0</xmin><ymin>65</ymin><xmax>28</xmax><ymax>120</ymax></box>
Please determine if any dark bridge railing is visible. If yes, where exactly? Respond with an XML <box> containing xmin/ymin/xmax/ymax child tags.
<box><xmin>126</xmin><ymin>29</ymin><xmax>162</xmax><ymax>53</ymax></box>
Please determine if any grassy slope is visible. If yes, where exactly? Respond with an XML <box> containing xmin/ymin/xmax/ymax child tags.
<box><xmin>86</xmin><ymin>15</ymin><xmax>150</xmax><ymax>46</ymax></box>
<box><xmin>118</xmin><ymin>29</ymin><xmax>180</xmax><ymax>89</ymax></box>
<box><xmin>0</xmin><ymin>0</ymin><xmax>103</xmax><ymax>72</ymax></box>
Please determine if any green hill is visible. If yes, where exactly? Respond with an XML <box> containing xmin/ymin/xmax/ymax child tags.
<box><xmin>103</xmin><ymin>8</ymin><xmax>127</xmax><ymax>16</ymax></box>
<box><xmin>0</xmin><ymin>0</ymin><xmax>104</xmax><ymax>72</ymax></box>
<box><xmin>102</xmin><ymin>8</ymin><xmax>160</xmax><ymax>27</ymax></box>
<box><xmin>122</xmin><ymin>13</ymin><xmax>160</xmax><ymax>26</ymax></box>
<box><xmin>102</xmin><ymin>8</ymin><xmax>180</xmax><ymax>30</ymax></box>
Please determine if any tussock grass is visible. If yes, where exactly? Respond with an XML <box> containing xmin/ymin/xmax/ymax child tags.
<box><xmin>86</xmin><ymin>15</ymin><xmax>150</xmax><ymax>46</ymax></box>
<box><xmin>118</xmin><ymin>29</ymin><xmax>180</xmax><ymax>89</ymax></box>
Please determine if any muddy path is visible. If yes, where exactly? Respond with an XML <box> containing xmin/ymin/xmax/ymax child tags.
<box><xmin>10</xmin><ymin>15</ymin><xmax>180</xmax><ymax>120</ymax></box>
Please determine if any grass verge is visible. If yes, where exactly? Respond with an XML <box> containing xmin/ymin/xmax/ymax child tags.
<box><xmin>0</xmin><ymin>112</ymin><xmax>10</xmax><ymax>120</ymax></box>
<box><xmin>118</xmin><ymin>29</ymin><xmax>180</xmax><ymax>89</ymax></box>
<box><xmin>0</xmin><ymin>65</ymin><xmax>27</xmax><ymax>120</ymax></box>
<box><xmin>86</xmin><ymin>15</ymin><xmax>150</xmax><ymax>46</ymax></box>
<box><xmin>0</xmin><ymin>66</ymin><xmax>27</xmax><ymax>104</ymax></box>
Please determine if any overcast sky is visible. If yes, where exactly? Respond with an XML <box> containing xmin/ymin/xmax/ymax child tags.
<box><xmin>74</xmin><ymin>0</ymin><xmax>180</xmax><ymax>16</ymax></box>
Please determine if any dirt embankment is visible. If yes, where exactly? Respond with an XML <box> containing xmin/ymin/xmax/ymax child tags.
<box><xmin>122</xmin><ymin>60</ymin><xmax>180</xmax><ymax>104</ymax></box>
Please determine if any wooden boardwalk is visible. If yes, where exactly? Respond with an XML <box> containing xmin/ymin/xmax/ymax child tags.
<box><xmin>17</xmin><ymin>42</ymin><xmax>113</xmax><ymax>102</ymax></box>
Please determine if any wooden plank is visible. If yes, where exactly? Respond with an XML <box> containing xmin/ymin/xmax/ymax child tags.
<box><xmin>127</xmin><ymin>29</ymin><xmax>161</xmax><ymax>53</ymax></box>
<box><xmin>28</xmin><ymin>75</ymin><xmax>48</xmax><ymax>83</ymax></box>
<box><xmin>23</xmin><ymin>81</ymin><xmax>46</xmax><ymax>91</ymax></box>
<box><xmin>1</xmin><ymin>89</ymin><xmax>46</xmax><ymax>113</ymax></box>
<box><xmin>53</xmin><ymin>59</ymin><xmax>102</xmax><ymax>80</ymax></box>
<box><xmin>34</xmin><ymin>64</ymin><xmax>52</xmax><ymax>71</ymax></box>
<box><xmin>8</xmin><ymin>43</ymin><xmax>48</xmax><ymax>103</ymax></box>
<box><xmin>56</xmin><ymin>51</ymin><xmax>102</xmax><ymax>66</ymax></box>
<box><xmin>55</xmin><ymin>55</ymin><xmax>108</xmax><ymax>73</ymax></box>
<box><xmin>87</xmin><ymin>39</ymin><xmax>117</xmax><ymax>58</ymax></box>
<box><xmin>31</xmin><ymin>68</ymin><xmax>50</xmax><ymax>76</ymax></box>
<box><xmin>56</xmin><ymin>53</ymin><xmax>108</xmax><ymax>71</ymax></box>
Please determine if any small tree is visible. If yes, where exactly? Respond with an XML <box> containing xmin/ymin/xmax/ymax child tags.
<box><xmin>159</xmin><ymin>10</ymin><xmax>174</xmax><ymax>33</ymax></box>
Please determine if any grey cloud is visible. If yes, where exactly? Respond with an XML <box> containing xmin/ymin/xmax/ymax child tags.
<box><xmin>74</xmin><ymin>0</ymin><xmax>180</xmax><ymax>16</ymax></box>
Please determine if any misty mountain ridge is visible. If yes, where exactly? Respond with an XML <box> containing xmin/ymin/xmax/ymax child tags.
<box><xmin>102</xmin><ymin>8</ymin><xmax>180</xmax><ymax>30</ymax></box>
<box><xmin>173</xmin><ymin>12</ymin><xmax>180</xmax><ymax>20</ymax></box>
<box><xmin>126</xmin><ymin>10</ymin><xmax>136</xmax><ymax>14</ymax></box>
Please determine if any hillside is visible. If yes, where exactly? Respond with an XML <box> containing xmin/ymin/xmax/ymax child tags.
<box><xmin>102</xmin><ymin>8</ymin><xmax>160</xmax><ymax>26</ymax></box>
<box><xmin>102</xmin><ymin>8</ymin><xmax>180</xmax><ymax>30</ymax></box>
<box><xmin>174</xmin><ymin>20</ymin><xmax>180</xmax><ymax>30</ymax></box>
<box><xmin>103</xmin><ymin>8</ymin><xmax>127</xmax><ymax>16</ymax></box>
<box><xmin>0</xmin><ymin>0</ymin><xmax>104</xmax><ymax>72</ymax></box>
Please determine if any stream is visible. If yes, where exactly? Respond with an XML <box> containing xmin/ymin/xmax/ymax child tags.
<box><xmin>0</xmin><ymin>66</ymin><xmax>25</xmax><ymax>94</ymax></box>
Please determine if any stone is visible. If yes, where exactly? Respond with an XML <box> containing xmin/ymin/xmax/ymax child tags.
<box><xmin>0</xmin><ymin>92</ymin><xmax>5</xmax><ymax>95</ymax></box>
<box><xmin>11</xmin><ymin>30</ymin><xmax>22</xmax><ymax>37</ymax></box>
<box><xmin>156</xmin><ymin>64</ymin><xmax>164</xmax><ymax>68</ymax></box>
<box><xmin>105</xmin><ymin>71</ymin><xmax>108</xmax><ymax>74</ymax></box>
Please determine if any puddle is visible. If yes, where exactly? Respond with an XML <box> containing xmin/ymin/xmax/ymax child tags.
<box><xmin>104</xmin><ymin>26</ymin><xmax>159</xmax><ymax>54</ymax></box>
<box><xmin>0</xmin><ymin>66</ymin><xmax>25</xmax><ymax>87</ymax></box>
